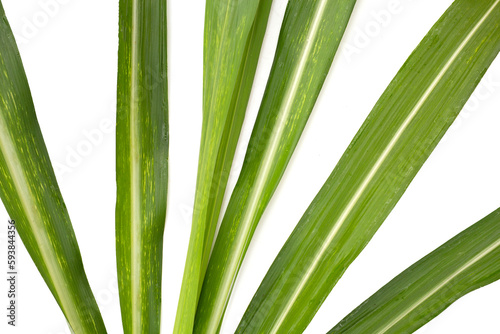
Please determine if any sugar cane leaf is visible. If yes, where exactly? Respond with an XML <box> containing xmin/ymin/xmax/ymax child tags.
<box><xmin>330</xmin><ymin>207</ymin><xmax>500</xmax><ymax>334</ymax></box>
<box><xmin>115</xmin><ymin>0</ymin><xmax>168</xmax><ymax>333</ymax></box>
<box><xmin>0</xmin><ymin>2</ymin><xmax>106</xmax><ymax>333</ymax></box>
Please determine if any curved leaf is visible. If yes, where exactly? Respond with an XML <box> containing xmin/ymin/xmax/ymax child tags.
<box><xmin>0</xmin><ymin>2</ymin><xmax>106</xmax><ymax>333</ymax></box>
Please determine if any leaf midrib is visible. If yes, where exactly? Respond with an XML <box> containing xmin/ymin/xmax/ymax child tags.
<box><xmin>237</xmin><ymin>0</ymin><xmax>329</xmax><ymax>246</ymax></box>
<box><xmin>129</xmin><ymin>0</ymin><xmax>142</xmax><ymax>331</ymax></box>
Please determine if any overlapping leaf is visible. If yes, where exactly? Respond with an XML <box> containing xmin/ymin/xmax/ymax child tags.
<box><xmin>195</xmin><ymin>1</ymin><xmax>358</xmax><ymax>332</ymax></box>
<box><xmin>174</xmin><ymin>1</ymin><xmax>273</xmax><ymax>332</ymax></box>
<box><xmin>238</xmin><ymin>0</ymin><xmax>500</xmax><ymax>332</ymax></box>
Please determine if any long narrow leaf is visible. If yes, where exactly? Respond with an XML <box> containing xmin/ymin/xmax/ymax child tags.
<box><xmin>0</xmin><ymin>2</ymin><xmax>106</xmax><ymax>333</ymax></box>
<box><xmin>238</xmin><ymin>0</ymin><xmax>500</xmax><ymax>332</ymax></box>
<box><xmin>174</xmin><ymin>0</ymin><xmax>273</xmax><ymax>332</ymax></box>
<box><xmin>330</xmin><ymin>207</ymin><xmax>500</xmax><ymax>333</ymax></box>
<box><xmin>195</xmin><ymin>1</ymin><xmax>357</xmax><ymax>332</ymax></box>
<box><xmin>116</xmin><ymin>1</ymin><xmax>168</xmax><ymax>333</ymax></box>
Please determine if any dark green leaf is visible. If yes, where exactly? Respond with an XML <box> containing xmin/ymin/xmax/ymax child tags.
<box><xmin>0</xmin><ymin>2</ymin><xmax>106</xmax><ymax>333</ymax></box>
<box><xmin>331</xmin><ymin>207</ymin><xmax>500</xmax><ymax>333</ymax></box>
<box><xmin>116</xmin><ymin>0</ymin><xmax>168</xmax><ymax>333</ymax></box>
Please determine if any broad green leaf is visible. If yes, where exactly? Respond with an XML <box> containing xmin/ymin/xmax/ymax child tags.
<box><xmin>330</xmin><ymin>207</ymin><xmax>500</xmax><ymax>333</ymax></box>
<box><xmin>174</xmin><ymin>0</ymin><xmax>273</xmax><ymax>332</ymax></box>
<box><xmin>195</xmin><ymin>1</ymin><xmax>357</xmax><ymax>333</ymax></box>
<box><xmin>0</xmin><ymin>2</ymin><xmax>106</xmax><ymax>333</ymax></box>
<box><xmin>237</xmin><ymin>0</ymin><xmax>500</xmax><ymax>333</ymax></box>
<box><xmin>115</xmin><ymin>0</ymin><xmax>168</xmax><ymax>333</ymax></box>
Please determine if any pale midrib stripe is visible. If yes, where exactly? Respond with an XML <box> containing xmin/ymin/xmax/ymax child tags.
<box><xmin>236</xmin><ymin>1</ymin><xmax>330</xmax><ymax>332</ymax></box>
<box><xmin>0</xmin><ymin>112</ymin><xmax>80</xmax><ymax>325</ymax></box>
<box><xmin>241</xmin><ymin>0</ymin><xmax>328</xmax><ymax>239</ymax></box>
<box><xmin>377</xmin><ymin>237</ymin><xmax>500</xmax><ymax>333</ymax></box>
<box><xmin>269</xmin><ymin>1</ymin><xmax>500</xmax><ymax>331</ymax></box>
<box><xmin>130</xmin><ymin>0</ymin><xmax>142</xmax><ymax>332</ymax></box>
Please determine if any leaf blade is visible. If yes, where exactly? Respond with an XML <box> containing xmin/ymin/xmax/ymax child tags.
<box><xmin>330</xmin><ymin>207</ymin><xmax>500</xmax><ymax>333</ymax></box>
<box><xmin>0</xmin><ymin>2</ymin><xmax>106</xmax><ymax>333</ymax></box>
<box><xmin>115</xmin><ymin>0</ymin><xmax>169</xmax><ymax>333</ymax></box>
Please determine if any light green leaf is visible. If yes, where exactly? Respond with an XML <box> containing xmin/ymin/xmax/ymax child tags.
<box><xmin>195</xmin><ymin>1</ymin><xmax>357</xmax><ymax>333</ymax></box>
<box><xmin>330</xmin><ymin>207</ymin><xmax>500</xmax><ymax>333</ymax></box>
<box><xmin>0</xmin><ymin>2</ymin><xmax>106</xmax><ymax>333</ymax></box>
<box><xmin>115</xmin><ymin>0</ymin><xmax>168</xmax><ymax>333</ymax></box>
<box><xmin>237</xmin><ymin>0</ymin><xmax>500</xmax><ymax>332</ymax></box>
<box><xmin>174</xmin><ymin>0</ymin><xmax>273</xmax><ymax>332</ymax></box>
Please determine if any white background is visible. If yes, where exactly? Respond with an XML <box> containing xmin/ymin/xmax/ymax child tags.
<box><xmin>1</xmin><ymin>0</ymin><xmax>499</xmax><ymax>333</ymax></box>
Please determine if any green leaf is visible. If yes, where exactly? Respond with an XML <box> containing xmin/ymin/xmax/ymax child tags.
<box><xmin>174</xmin><ymin>0</ymin><xmax>273</xmax><ymax>332</ymax></box>
<box><xmin>0</xmin><ymin>3</ymin><xmax>106</xmax><ymax>333</ymax></box>
<box><xmin>115</xmin><ymin>0</ymin><xmax>168</xmax><ymax>333</ymax></box>
<box><xmin>195</xmin><ymin>1</ymin><xmax>357</xmax><ymax>333</ymax></box>
<box><xmin>237</xmin><ymin>0</ymin><xmax>500</xmax><ymax>333</ymax></box>
<box><xmin>330</xmin><ymin>207</ymin><xmax>500</xmax><ymax>333</ymax></box>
